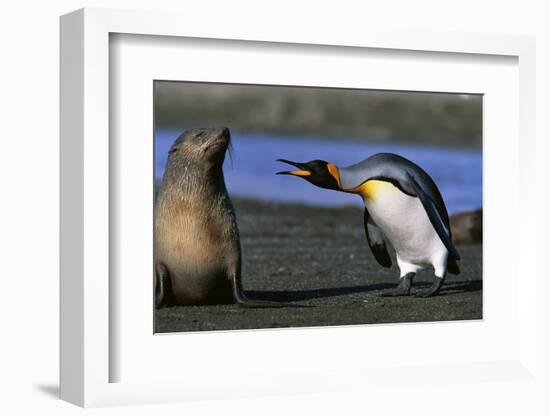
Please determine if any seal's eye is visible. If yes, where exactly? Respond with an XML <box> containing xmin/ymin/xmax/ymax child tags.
<box><xmin>168</xmin><ymin>147</ymin><xmax>179</xmax><ymax>155</ymax></box>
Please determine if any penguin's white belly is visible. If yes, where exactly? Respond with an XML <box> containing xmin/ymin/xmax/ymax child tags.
<box><xmin>359</xmin><ymin>180</ymin><xmax>446</xmax><ymax>266</ymax></box>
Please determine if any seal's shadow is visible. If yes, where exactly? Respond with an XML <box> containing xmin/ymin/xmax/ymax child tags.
<box><xmin>248</xmin><ymin>283</ymin><xmax>394</xmax><ymax>302</ymax></box>
<box><xmin>247</xmin><ymin>279</ymin><xmax>482</xmax><ymax>301</ymax></box>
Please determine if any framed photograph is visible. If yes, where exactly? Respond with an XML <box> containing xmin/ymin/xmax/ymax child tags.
<box><xmin>151</xmin><ymin>81</ymin><xmax>483</xmax><ymax>334</ymax></box>
<box><xmin>60</xmin><ymin>8</ymin><xmax>538</xmax><ymax>408</ymax></box>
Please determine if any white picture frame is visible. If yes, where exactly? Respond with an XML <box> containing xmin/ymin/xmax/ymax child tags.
<box><xmin>60</xmin><ymin>7</ymin><xmax>538</xmax><ymax>408</ymax></box>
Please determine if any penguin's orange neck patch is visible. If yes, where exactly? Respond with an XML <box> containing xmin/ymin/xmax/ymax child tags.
<box><xmin>350</xmin><ymin>180</ymin><xmax>397</xmax><ymax>201</ymax></box>
<box><xmin>327</xmin><ymin>163</ymin><xmax>341</xmax><ymax>188</ymax></box>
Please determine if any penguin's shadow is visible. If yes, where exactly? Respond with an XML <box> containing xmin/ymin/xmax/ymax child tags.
<box><xmin>247</xmin><ymin>279</ymin><xmax>482</xmax><ymax>302</ymax></box>
<box><xmin>435</xmin><ymin>279</ymin><xmax>482</xmax><ymax>296</ymax></box>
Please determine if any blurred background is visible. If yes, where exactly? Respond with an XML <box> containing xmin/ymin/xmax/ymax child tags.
<box><xmin>154</xmin><ymin>81</ymin><xmax>482</xmax><ymax>214</ymax></box>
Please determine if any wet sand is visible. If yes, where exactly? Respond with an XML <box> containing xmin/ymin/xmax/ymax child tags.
<box><xmin>155</xmin><ymin>199</ymin><xmax>482</xmax><ymax>333</ymax></box>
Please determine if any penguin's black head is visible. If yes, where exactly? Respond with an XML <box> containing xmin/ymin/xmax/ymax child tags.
<box><xmin>276</xmin><ymin>159</ymin><xmax>340</xmax><ymax>190</ymax></box>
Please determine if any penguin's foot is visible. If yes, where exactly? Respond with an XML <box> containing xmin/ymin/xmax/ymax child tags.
<box><xmin>415</xmin><ymin>278</ymin><xmax>444</xmax><ymax>298</ymax></box>
<box><xmin>379</xmin><ymin>272</ymin><xmax>414</xmax><ymax>297</ymax></box>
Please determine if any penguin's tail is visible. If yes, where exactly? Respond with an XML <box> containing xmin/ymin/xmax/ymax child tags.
<box><xmin>447</xmin><ymin>256</ymin><xmax>460</xmax><ymax>275</ymax></box>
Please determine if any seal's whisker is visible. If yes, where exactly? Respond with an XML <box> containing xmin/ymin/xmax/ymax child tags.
<box><xmin>227</xmin><ymin>141</ymin><xmax>235</xmax><ymax>168</ymax></box>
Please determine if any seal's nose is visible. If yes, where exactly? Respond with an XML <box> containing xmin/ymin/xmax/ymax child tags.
<box><xmin>220</xmin><ymin>127</ymin><xmax>230</xmax><ymax>139</ymax></box>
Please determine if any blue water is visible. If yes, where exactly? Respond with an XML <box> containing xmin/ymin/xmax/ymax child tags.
<box><xmin>155</xmin><ymin>129</ymin><xmax>482</xmax><ymax>215</ymax></box>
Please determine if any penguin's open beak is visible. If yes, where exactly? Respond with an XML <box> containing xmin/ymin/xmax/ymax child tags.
<box><xmin>276</xmin><ymin>159</ymin><xmax>311</xmax><ymax>177</ymax></box>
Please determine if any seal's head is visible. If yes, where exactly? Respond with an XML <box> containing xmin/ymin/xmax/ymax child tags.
<box><xmin>168</xmin><ymin>127</ymin><xmax>231</xmax><ymax>169</ymax></box>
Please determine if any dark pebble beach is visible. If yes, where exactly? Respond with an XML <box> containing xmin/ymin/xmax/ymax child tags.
<box><xmin>155</xmin><ymin>198</ymin><xmax>482</xmax><ymax>333</ymax></box>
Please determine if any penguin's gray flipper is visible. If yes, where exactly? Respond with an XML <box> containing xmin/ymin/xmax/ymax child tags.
<box><xmin>364</xmin><ymin>208</ymin><xmax>392</xmax><ymax>268</ymax></box>
<box><xmin>406</xmin><ymin>173</ymin><xmax>461</xmax><ymax>261</ymax></box>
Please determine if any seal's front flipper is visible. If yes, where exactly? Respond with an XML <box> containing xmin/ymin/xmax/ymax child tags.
<box><xmin>414</xmin><ymin>277</ymin><xmax>444</xmax><ymax>298</ymax></box>
<box><xmin>231</xmin><ymin>273</ymin><xmax>306</xmax><ymax>308</ymax></box>
<box><xmin>155</xmin><ymin>262</ymin><xmax>175</xmax><ymax>309</ymax></box>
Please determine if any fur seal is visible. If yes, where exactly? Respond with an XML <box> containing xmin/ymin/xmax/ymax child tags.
<box><xmin>154</xmin><ymin>127</ymin><xmax>284</xmax><ymax>308</ymax></box>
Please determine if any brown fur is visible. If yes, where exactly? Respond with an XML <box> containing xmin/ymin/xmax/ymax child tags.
<box><xmin>155</xmin><ymin>127</ymin><xmax>241</xmax><ymax>306</ymax></box>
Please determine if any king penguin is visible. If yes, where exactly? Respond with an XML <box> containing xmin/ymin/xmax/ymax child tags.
<box><xmin>277</xmin><ymin>153</ymin><xmax>460</xmax><ymax>297</ymax></box>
